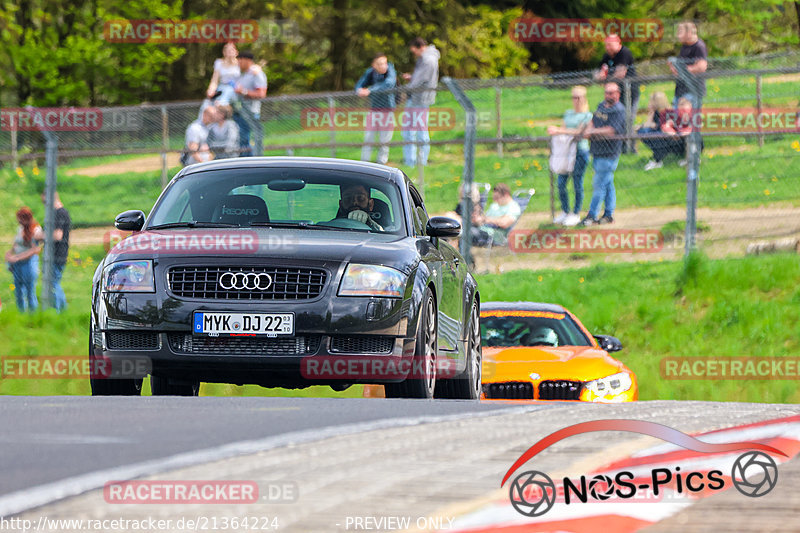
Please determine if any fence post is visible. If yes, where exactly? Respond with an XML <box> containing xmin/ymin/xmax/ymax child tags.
<box><xmin>41</xmin><ymin>129</ymin><xmax>58</xmax><ymax>310</ymax></box>
<box><xmin>673</xmin><ymin>57</ymin><xmax>703</xmax><ymax>256</ymax></box>
<box><xmin>327</xmin><ymin>96</ymin><xmax>336</xmax><ymax>157</ymax></box>
<box><xmin>253</xmin><ymin>112</ymin><xmax>264</xmax><ymax>156</ymax></box>
<box><xmin>495</xmin><ymin>85</ymin><xmax>503</xmax><ymax>157</ymax></box>
<box><xmin>442</xmin><ymin>77</ymin><xmax>475</xmax><ymax>269</ymax></box>
<box><xmin>11</xmin><ymin>129</ymin><xmax>18</xmax><ymax>169</ymax></box>
<box><xmin>623</xmin><ymin>80</ymin><xmax>633</xmax><ymax>153</ymax></box>
<box><xmin>756</xmin><ymin>74</ymin><xmax>764</xmax><ymax>148</ymax></box>
<box><xmin>160</xmin><ymin>105</ymin><xmax>168</xmax><ymax>188</ymax></box>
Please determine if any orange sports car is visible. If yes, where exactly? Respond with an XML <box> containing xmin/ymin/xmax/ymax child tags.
<box><xmin>480</xmin><ymin>302</ymin><xmax>637</xmax><ymax>402</ymax></box>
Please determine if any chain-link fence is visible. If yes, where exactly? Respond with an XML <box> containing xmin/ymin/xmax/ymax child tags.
<box><xmin>1</xmin><ymin>51</ymin><xmax>799</xmax><ymax>285</ymax></box>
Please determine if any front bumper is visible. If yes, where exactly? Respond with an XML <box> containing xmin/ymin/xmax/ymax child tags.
<box><xmin>91</xmin><ymin>257</ymin><xmax>419</xmax><ymax>387</ymax></box>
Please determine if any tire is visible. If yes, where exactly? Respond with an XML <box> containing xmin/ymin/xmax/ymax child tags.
<box><xmin>150</xmin><ymin>375</ymin><xmax>200</xmax><ymax>396</ymax></box>
<box><xmin>385</xmin><ymin>287</ymin><xmax>437</xmax><ymax>399</ymax></box>
<box><xmin>435</xmin><ymin>300</ymin><xmax>482</xmax><ymax>400</ymax></box>
<box><xmin>89</xmin><ymin>329</ymin><xmax>142</xmax><ymax>396</ymax></box>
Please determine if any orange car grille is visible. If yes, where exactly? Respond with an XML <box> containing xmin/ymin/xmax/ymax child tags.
<box><xmin>538</xmin><ymin>380</ymin><xmax>583</xmax><ymax>400</ymax></box>
<box><xmin>483</xmin><ymin>382</ymin><xmax>534</xmax><ymax>399</ymax></box>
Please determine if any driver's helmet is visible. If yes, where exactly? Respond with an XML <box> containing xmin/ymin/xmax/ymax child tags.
<box><xmin>523</xmin><ymin>327</ymin><xmax>559</xmax><ymax>347</ymax></box>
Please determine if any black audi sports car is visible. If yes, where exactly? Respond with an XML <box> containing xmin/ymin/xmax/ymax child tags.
<box><xmin>90</xmin><ymin>157</ymin><xmax>481</xmax><ymax>399</ymax></box>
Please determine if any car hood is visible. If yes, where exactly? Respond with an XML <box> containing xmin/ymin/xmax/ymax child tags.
<box><xmin>482</xmin><ymin>345</ymin><xmax>628</xmax><ymax>383</ymax></box>
<box><xmin>104</xmin><ymin>228</ymin><xmax>419</xmax><ymax>273</ymax></box>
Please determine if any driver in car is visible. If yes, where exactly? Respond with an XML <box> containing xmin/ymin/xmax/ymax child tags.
<box><xmin>338</xmin><ymin>184</ymin><xmax>384</xmax><ymax>231</ymax></box>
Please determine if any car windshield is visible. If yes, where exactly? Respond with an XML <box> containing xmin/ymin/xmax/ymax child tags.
<box><xmin>147</xmin><ymin>167</ymin><xmax>406</xmax><ymax>235</ymax></box>
<box><xmin>480</xmin><ymin>310</ymin><xmax>592</xmax><ymax>347</ymax></box>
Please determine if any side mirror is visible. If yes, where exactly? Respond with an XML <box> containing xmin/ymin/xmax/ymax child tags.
<box><xmin>594</xmin><ymin>334</ymin><xmax>623</xmax><ymax>352</ymax></box>
<box><xmin>426</xmin><ymin>216</ymin><xmax>461</xmax><ymax>238</ymax></box>
<box><xmin>115</xmin><ymin>210</ymin><xmax>146</xmax><ymax>232</ymax></box>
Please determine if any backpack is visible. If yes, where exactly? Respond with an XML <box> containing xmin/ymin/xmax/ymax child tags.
<box><xmin>549</xmin><ymin>134</ymin><xmax>579</xmax><ymax>175</ymax></box>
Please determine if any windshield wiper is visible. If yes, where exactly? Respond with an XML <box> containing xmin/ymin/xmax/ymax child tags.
<box><xmin>147</xmin><ymin>221</ymin><xmax>240</xmax><ymax>230</ymax></box>
<box><xmin>249</xmin><ymin>221</ymin><xmax>325</xmax><ymax>230</ymax></box>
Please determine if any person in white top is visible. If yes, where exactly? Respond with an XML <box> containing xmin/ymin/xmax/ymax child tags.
<box><xmin>206</xmin><ymin>42</ymin><xmax>241</xmax><ymax>105</ymax></box>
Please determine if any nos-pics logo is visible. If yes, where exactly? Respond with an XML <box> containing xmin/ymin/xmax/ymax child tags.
<box><xmin>503</xmin><ymin>420</ymin><xmax>784</xmax><ymax>517</ymax></box>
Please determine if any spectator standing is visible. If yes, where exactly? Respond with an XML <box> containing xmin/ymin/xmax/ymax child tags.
<box><xmin>201</xmin><ymin>42</ymin><xmax>240</xmax><ymax>117</ymax></box>
<box><xmin>580</xmin><ymin>83</ymin><xmax>626</xmax><ymax>226</ymax></box>
<box><xmin>670</xmin><ymin>22</ymin><xmax>708</xmax><ymax>109</ymax></box>
<box><xmin>182</xmin><ymin>106</ymin><xmax>217</xmax><ymax>166</ymax></box>
<box><xmin>547</xmin><ymin>85</ymin><xmax>593</xmax><ymax>226</ymax></box>
<box><xmin>40</xmin><ymin>192</ymin><xmax>70</xmax><ymax>312</ymax></box>
<box><xmin>471</xmin><ymin>183</ymin><xmax>521</xmax><ymax>246</ymax></box>
<box><xmin>356</xmin><ymin>53</ymin><xmax>397</xmax><ymax>165</ymax></box>
<box><xmin>5</xmin><ymin>207</ymin><xmax>43</xmax><ymax>312</ymax></box>
<box><xmin>401</xmin><ymin>37</ymin><xmax>440</xmax><ymax>167</ymax></box>
<box><xmin>595</xmin><ymin>34</ymin><xmax>640</xmax><ymax>153</ymax></box>
<box><xmin>207</xmin><ymin>105</ymin><xmax>240</xmax><ymax>160</ymax></box>
<box><xmin>233</xmin><ymin>51</ymin><xmax>268</xmax><ymax>157</ymax></box>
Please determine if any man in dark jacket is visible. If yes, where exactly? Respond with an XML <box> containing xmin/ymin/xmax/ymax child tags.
<box><xmin>40</xmin><ymin>191</ymin><xmax>71</xmax><ymax>312</ymax></box>
<box><xmin>356</xmin><ymin>53</ymin><xmax>397</xmax><ymax>165</ymax></box>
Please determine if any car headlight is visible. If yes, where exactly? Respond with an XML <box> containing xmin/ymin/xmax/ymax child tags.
<box><xmin>338</xmin><ymin>264</ymin><xmax>406</xmax><ymax>298</ymax></box>
<box><xmin>585</xmin><ymin>372</ymin><xmax>633</xmax><ymax>399</ymax></box>
<box><xmin>102</xmin><ymin>260</ymin><xmax>155</xmax><ymax>292</ymax></box>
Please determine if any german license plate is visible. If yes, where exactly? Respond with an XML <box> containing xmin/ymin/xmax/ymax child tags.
<box><xmin>193</xmin><ymin>312</ymin><xmax>294</xmax><ymax>336</ymax></box>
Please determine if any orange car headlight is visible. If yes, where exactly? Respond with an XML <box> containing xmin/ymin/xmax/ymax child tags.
<box><xmin>585</xmin><ymin>372</ymin><xmax>633</xmax><ymax>400</ymax></box>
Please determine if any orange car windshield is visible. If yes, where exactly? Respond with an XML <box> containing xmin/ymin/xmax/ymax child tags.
<box><xmin>480</xmin><ymin>313</ymin><xmax>592</xmax><ymax>347</ymax></box>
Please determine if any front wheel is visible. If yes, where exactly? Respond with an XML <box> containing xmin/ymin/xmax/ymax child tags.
<box><xmin>435</xmin><ymin>300</ymin><xmax>482</xmax><ymax>400</ymax></box>
<box><xmin>385</xmin><ymin>288</ymin><xmax>437</xmax><ymax>399</ymax></box>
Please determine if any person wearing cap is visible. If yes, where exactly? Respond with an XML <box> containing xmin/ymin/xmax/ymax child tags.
<box><xmin>233</xmin><ymin>50</ymin><xmax>268</xmax><ymax>157</ymax></box>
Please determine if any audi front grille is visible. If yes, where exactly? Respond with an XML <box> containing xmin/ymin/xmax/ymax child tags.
<box><xmin>168</xmin><ymin>266</ymin><xmax>327</xmax><ymax>300</ymax></box>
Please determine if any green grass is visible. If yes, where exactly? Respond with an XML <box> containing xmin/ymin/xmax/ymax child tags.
<box><xmin>1</xmin><ymin>243</ymin><xmax>798</xmax><ymax>401</ymax></box>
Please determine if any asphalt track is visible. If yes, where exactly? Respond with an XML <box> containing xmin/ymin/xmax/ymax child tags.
<box><xmin>2</xmin><ymin>397</ymin><xmax>800</xmax><ymax>532</ymax></box>
<box><xmin>0</xmin><ymin>397</ymin><xmax>544</xmax><ymax>512</ymax></box>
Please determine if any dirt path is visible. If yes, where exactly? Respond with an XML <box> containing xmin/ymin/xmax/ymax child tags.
<box><xmin>64</xmin><ymin>154</ymin><xmax>181</xmax><ymax>177</ymax></box>
<box><xmin>474</xmin><ymin>204</ymin><xmax>800</xmax><ymax>272</ymax></box>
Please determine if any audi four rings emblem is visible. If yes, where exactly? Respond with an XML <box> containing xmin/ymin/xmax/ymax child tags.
<box><xmin>219</xmin><ymin>272</ymin><xmax>273</xmax><ymax>290</ymax></box>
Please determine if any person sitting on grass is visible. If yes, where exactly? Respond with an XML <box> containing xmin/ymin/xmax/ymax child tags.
<box><xmin>660</xmin><ymin>97</ymin><xmax>695</xmax><ymax>167</ymax></box>
<box><xmin>639</xmin><ymin>92</ymin><xmax>688</xmax><ymax>170</ymax></box>
<box><xmin>470</xmin><ymin>183</ymin><xmax>521</xmax><ymax>247</ymax></box>
<box><xmin>181</xmin><ymin>106</ymin><xmax>217</xmax><ymax>166</ymax></box>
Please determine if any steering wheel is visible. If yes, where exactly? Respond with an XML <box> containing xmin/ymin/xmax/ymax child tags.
<box><xmin>317</xmin><ymin>217</ymin><xmax>372</xmax><ymax>230</ymax></box>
